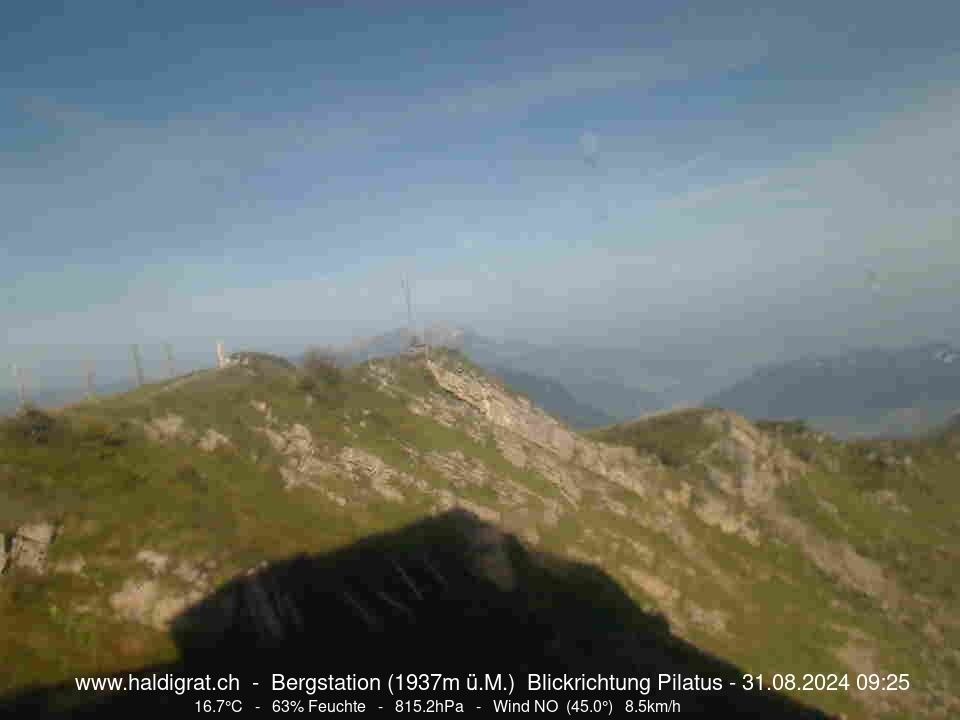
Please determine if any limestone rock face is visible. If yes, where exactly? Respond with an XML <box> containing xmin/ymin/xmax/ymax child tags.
<box><xmin>136</xmin><ymin>549</ymin><xmax>171</xmax><ymax>574</ymax></box>
<box><xmin>691</xmin><ymin>494</ymin><xmax>760</xmax><ymax>545</ymax></box>
<box><xmin>256</xmin><ymin>410</ymin><xmax>429</xmax><ymax>506</ymax></box>
<box><xmin>426</xmin><ymin>357</ymin><xmax>660</xmax><ymax>498</ymax></box>
<box><xmin>573</xmin><ymin>438</ymin><xmax>659</xmax><ymax>498</ymax></box>
<box><xmin>339</xmin><ymin>447</ymin><xmax>407</xmax><ymax>502</ymax></box>
<box><xmin>286</xmin><ymin>424</ymin><xmax>315</xmax><ymax>457</ymax></box>
<box><xmin>427</xmin><ymin>359</ymin><xmax>578</xmax><ymax>461</ymax></box>
<box><xmin>111</xmin><ymin>551</ymin><xmax>213</xmax><ymax>630</ymax></box>
<box><xmin>111</xmin><ymin>579</ymin><xmax>163</xmax><ymax>626</ymax></box>
<box><xmin>9</xmin><ymin>522</ymin><xmax>57</xmax><ymax>574</ymax></box>
<box><xmin>142</xmin><ymin>414</ymin><xmax>193</xmax><ymax>444</ymax></box>
<box><xmin>701</xmin><ymin>410</ymin><xmax>807</xmax><ymax>507</ymax></box>
<box><xmin>110</xmin><ymin>579</ymin><xmax>203</xmax><ymax>630</ymax></box>
<box><xmin>198</xmin><ymin>428</ymin><xmax>232</xmax><ymax>452</ymax></box>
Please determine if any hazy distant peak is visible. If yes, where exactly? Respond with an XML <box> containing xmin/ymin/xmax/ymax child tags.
<box><xmin>933</xmin><ymin>347</ymin><xmax>960</xmax><ymax>364</ymax></box>
<box><xmin>707</xmin><ymin>341</ymin><xmax>960</xmax><ymax>438</ymax></box>
<box><xmin>423</xmin><ymin>324</ymin><xmax>469</xmax><ymax>347</ymax></box>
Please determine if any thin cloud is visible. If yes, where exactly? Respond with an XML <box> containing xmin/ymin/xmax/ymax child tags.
<box><xmin>658</xmin><ymin>86</ymin><xmax>960</xmax><ymax>220</ymax></box>
<box><xmin>6</xmin><ymin>18</ymin><xmax>775</xmax><ymax>168</ymax></box>
<box><xmin>18</xmin><ymin>95</ymin><xmax>111</xmax><ymax>130</ymax></box>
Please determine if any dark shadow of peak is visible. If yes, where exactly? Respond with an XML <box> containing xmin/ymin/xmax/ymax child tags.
<box><xmin>2</xmin><ymin>510</ymin><xmax>833</xmax><ymax>717</ymax></box>
<box><xmin>172</xmin><ymin>509</ymin><xmax>674</xmax><ymax>671</ymax></box>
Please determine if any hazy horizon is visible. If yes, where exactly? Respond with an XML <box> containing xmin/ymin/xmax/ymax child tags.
<box><xmin>3</xmin><ymin>2</ymin><xmax>959</xmax><ymax>390</ymax></box>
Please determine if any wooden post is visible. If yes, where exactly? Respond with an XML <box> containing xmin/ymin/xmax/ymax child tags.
<box><xmin>216</xmin><ymin>341</ymin><xmax>226</xmax><ymax>369</ymax></box>
<box><xmin>164</xmin><ymin>342</ymin><xmax>176</xmax><ymax>379</ymax></box>
<box><xmin>85</xmin><ymin>360</ymin><xmax>96</xmax><ymax>399</ymax></box>
<box><xmin>402</xmin><ymin>276</ymin><xmax>414</xmax><ymax>344</ymax></box>
<box><xmin>131</xmin><ymin>344</ymin><xmax>145</xmax><ymax>387</ymax></box>
<box><xmin>11</xmin><ymin>364</ymin><xmax>27</xmax><ymax>410</ymax></box>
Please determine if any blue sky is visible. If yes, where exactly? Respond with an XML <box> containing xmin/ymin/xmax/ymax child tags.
<box><xmin>2</xmin><ymin>1</ymin><xmax>959</xmax><ymax>387</ymax></box>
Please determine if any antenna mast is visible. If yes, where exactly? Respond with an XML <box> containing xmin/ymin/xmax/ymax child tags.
<box><xmin>401</xmin><ymin>276</ymin><xmax>417</xmax><ymax>345</ymax></box>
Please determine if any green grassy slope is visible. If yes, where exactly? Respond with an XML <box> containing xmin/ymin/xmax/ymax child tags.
<box><xmin>590</xmin><ymin>414</ymin><xmax>960</xmax><ymax>719</ymax></box>
<box><xmin>1</xmin><ymin>352</ymin><xmax>957</xmax><ymax>718</ymax></box>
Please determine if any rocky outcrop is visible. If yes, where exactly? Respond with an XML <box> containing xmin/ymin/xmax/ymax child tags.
<box><xmin>141</xmin><ymin>414</ymin><xmax>194</xmax><ymax>444</ymax></box>
<box><xmin>767</xmin><ymin>511</ymin><xmax>898</xmax><ymax>608</ymax></box>
<box><xmin>407</xmin><ymin>392</ymin><xmax>489</xmax><ymax>444</ymax></box>
<box><xmin>136</xmin><ymin>549</ymin><xmax>171</xmax><ymax>574</ymax></box>
<box><xmin>426</xmin><ymin>358</ymin><xmax>661</xmax><ymax>500</ymax></box>
<box><xmin>691</xmin><ymin>493</ymin><xmax>760</xmax><ymax>545</ymax></box>
<box><xmin>110</xmin><ymin>550</ymin><xmax>214</xmax><ymax>629</ymax></box>
<box><xmin>250</xmin><ymin>399</ymin><xmax>280</xmax><ymax>422</ymax></box>
<box><xmin>254</xmin><ymin>405</ymin><xmax>430</xmax><ymax>506</ymax></box>
<box><xmin>424</xmin><ymin>449</ymin><xmax>490</xmax><ymax>488</ymax></box>
<box><xmin>428</xmin><ymin>359</ymin><xmax>578</xmax><ymax>460</ymax></box>
<box><xmin>223</xmin><ymin>351</ymin><xmax>297</xmax><ymax>372</ymax></box>
<box><xmin>7</xmin><ymin>522</ymin><xmax>57</xmax><ymax>574</ymax></box>
<box><xmin>623</xmin><ymin>565</ymin><xmax>680</xmax><ymax>606</ymax></box>
<box><xmin>685</xmin><ymin>601</ymin><xmax>729</xmax><ymax>635</ymax></box>
<box><xmin>138</xmin><ymin>415</ymin><xmax>232</xmax><ymax>452</ymax></box>
<box><xmin>420</xmin><ymin>358</ymin><xmax>849</xmax><ymax>569</ymax></box>
<box><xmin>871</xmin><ymin>489</ymin><xmax>911</xmax><ymax>514</ymax></box>
<box><xmin>339</xmin><ymin>447</ymin><xmax>409</xmax><ymax>502</ymax></box>
<box><xmin>497</xmin><ymin>432</ymin><xmax>584</xmax><ymax>505</ymax></box>
<box><xmin>417</xmin><ymin>358</ymin><xmax>711</xmax><ymax>554</ymax></box>
<box><xmin>110</xmin><ymin>579</ymin><xmax>203</xmax><ymax>630</ymax></box>
<box><xmin>573</xmin><ymin>438</ymin><xmax>660</xmax><ymax>497</ymax></box>
<box><xmin>424</xmin><ymin>359</ymin><xmax>847</xmax><ymax>576</ymax></box>
<box><xmin>255</xmin><ymin>412</ymin><xmax>330</xmax><ymax>476</ymax></box>
<box><xmin>700</xmin><ymin>410</ymin><xmax>807</xmax><ymax>506</ymax></box>
<box><xmin>198</xmin><ymin>428</ymin><xmax>232</xmax><ymax>452</ymax></box>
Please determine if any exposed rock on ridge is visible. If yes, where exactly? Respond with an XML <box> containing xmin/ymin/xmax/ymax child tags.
<box><xmin>3</xmin><ymin>522</ymin><xmax>57</xmax><ymax>574</ymax></box>
<box><xmin>426</xmin><ymin>357</ymin><xmax>662</xmax><ymax>500</ymax></box>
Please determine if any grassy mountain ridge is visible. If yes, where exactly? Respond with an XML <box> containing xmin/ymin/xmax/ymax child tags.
<box><xmin>1</xmin><ymin>350</ymin><xmax>958</xmax><ymax>717</ymax></box>
<box><xmin>328</xmin><ymin>326</ymin><xmax>664</xmax><ymax>427</ymax></box>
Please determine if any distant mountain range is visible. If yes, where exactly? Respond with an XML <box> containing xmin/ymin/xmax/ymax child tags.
<box><xmin>331</xmin><ymin>330</ymin><xmax>960</xmax><ymax>438</ymax></box>
<box><xmin>706</xmin><ymin>342</ymin><xmax>960</xmax><ymax>438</ymax></box>
<box><xmin>328</xmin><ymin>326</ymin><xmax>664</xmax><ymax>429</ymax></box>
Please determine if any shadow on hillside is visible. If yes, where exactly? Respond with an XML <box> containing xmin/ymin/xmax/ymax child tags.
<box><xmin>2</xmin><ymin>510</ymin><xmax>831</xmax><ymax>717</ymax></box>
